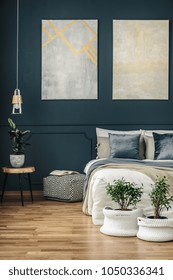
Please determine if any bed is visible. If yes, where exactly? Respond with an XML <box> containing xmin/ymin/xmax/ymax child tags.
<box><xmin>82</xmin><ymin>128</ymin><xmax>173</xmax><ymax>225</ymax></box>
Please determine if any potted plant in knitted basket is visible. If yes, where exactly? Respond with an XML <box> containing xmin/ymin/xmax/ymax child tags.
<box><xmin>8</xmin><ymin>118</ymin><xmax>30</xmax><ymax>167</ymax></box>
<box><xmin>137</xmin><ymin>176</ymin><xmax>173</xmax><ymax>242</ymax></box>
<box><xmin>100</xmin><ymin>177</ymin><xmax>143</xmax><ymax>236</ymax></box>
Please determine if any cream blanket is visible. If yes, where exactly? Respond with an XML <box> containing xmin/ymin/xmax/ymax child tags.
<box><xmin>82</xmin><ymin>162</ymin><xmax>173</xmax><ymax>225</ymax></box>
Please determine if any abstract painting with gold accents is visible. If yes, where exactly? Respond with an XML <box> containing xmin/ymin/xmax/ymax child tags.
<box><xmin>113</xmin><ymin>20</ymin><xmax>169</xmax><ymax>100</ymax></box>
<box><xmin>41</xmin><ymin>20</ymin><xmax>98</xmax><ymax>99</ymax></box>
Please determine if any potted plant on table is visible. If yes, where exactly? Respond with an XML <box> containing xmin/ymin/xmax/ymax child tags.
<box><xmin>137</xmin><ymin>176</ymin><xmax>173</xmax><ymax>242</ymax></box>
<box><xmin>100</xmin><ymin>177</ymin><xmax>143</xmax><ymax>236</ymax></box>
<box><xmin>8</xmin><ymin>118</ymin><xmax>30</xmax><ymax>168</ymax></box>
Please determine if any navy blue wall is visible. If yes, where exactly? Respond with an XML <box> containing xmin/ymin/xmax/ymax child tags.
<box><xmin>1</xmin><ymin>0</ymin><xmax>173</xmax><ymax>190</ymax></box>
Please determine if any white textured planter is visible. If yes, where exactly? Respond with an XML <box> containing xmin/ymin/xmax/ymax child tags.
<box><xmin>137</xmin><ymin>217</ymin><xmax>173</xmax><ymax>242</ymax></box>
<box><xmin>10</xmin><ymin>154</ymin><xmax>25</xmax><ymax>168</ymax></box>
<box><xmin>100</xmin><ymin>207</ymin><xmax>143</xmax><ymax>237</ymax></box>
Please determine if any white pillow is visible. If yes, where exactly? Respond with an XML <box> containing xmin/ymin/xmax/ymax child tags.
<box><xmin>144</xmin><ymin>130</ymin><xmax>173</xmax><ymax>159</ymax></box>
<box><xmin>96</xmin><ymin>128</ymin><xmax>145</xmax><ymax>159</ymax></box>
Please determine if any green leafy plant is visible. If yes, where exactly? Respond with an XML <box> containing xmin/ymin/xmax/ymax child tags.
<box><xmin>149</xmin><ymin>176</ymin><xmax>173</xmax><ymax>219</ymax></box>
<box><xmin>8</xmin><ymin>118</ymin><xmax>30</xmax><ymax>155</ymax></box>
<box><xmin>106</xmin><ymin>177</ymin><xmax>143</xmax><ymax>210</ymax></box>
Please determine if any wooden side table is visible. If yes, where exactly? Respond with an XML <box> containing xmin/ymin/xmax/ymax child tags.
<box><xmin>1</xmin><ymin>166</ymin><xmax>35</xmax><ymax>206</ymax></box>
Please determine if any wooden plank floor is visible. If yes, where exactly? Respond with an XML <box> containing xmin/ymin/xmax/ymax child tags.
<box><xmin>0</xmin><ymin>191</ymin><xmax>173</xmax><ymax>260</ymax></box>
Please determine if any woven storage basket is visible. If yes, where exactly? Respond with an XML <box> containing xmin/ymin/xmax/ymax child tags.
<box><xmin>43</xmin><ymin>173</ymin><xmax>85</xmax><ymax>202</ymax></box>
<box><xmin>100</xmin><ymin>207</ymin><xmax>143</xmax><ymax>236</ymax></box>
<box><xmin>137</xmin><ymin>217</ymin><xmax>173</xmax><ymax>242</ymax></box>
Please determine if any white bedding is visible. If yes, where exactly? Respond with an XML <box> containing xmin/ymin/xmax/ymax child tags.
<box><xmin>83</xmin><ymin>159</ymin><xmax>173</xmax><ymax>225</ymax></box>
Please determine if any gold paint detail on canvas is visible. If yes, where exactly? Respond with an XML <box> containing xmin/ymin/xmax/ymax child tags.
<box><xmin>113</xmin><ymin>20</ymin><xmax>169</xmax><ymax>100</ymax></box>
<box><xmin>42</xmin><ymin>20</ymin><xmax>97</xmax><ymax>65</ymax></box>
<box><xmin>82</xmin><ymin>20</ymin><xmax>97</xmax><ymax>35</ymax></box>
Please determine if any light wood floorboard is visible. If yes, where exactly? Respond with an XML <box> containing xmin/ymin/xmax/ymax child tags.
<box><xmin>0</xmin><ymin>191</ymin><xmax>173</xmax><ymax>260</ymax></box>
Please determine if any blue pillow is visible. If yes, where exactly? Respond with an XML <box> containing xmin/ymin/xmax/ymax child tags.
<box><xmin>153</xmin><ymin>133</ymin><xmax>173</xmax><ymax>160</ymax></box>
<box><xmin>109</xmin><ymin>133</ymin><xmax>140</xmax><ymax>159</ymax></box>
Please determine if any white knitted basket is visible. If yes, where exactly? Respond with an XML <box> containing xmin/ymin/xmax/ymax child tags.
<box><xmin>137</xmin><ymin>217</ymin><xmax>173</xmax><ymax>242</ymax></box>
<box><xmin>100</xmin><ymin>207</ymin><xmax>143</xmax><ymax>237</ymax></box>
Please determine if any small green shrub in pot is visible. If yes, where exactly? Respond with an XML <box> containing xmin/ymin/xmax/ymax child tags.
<box><xmin>137</xmin><ymin>176</ymin><xmax>173</xmax><ymax>242</ymax></box>
<box><xmin>100</xmin><ymin>178</ymin><xmax>143</xmax><ymax>236</ymax></box>
<box><xmin>149</xmin><ymin>176</ymin><xmax>173</xmax><ymax>219</ymax></box>
<box><xmin>106</xmin><ymin>177</ymin><xmax>143</xmax><ymax>210</ymax></box>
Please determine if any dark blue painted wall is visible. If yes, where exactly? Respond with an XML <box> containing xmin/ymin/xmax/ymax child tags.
<box><xmin>1</xmin><ymin>0</ymin><xmax>173</xmax><ymax>190</ymax></box>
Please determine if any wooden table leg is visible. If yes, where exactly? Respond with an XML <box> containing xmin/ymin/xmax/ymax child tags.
<box><xmin>1</xmin><ymin>173</ymin><xmax>8</xmax><ymax>202</ymax></box>
<box><xmin>18</xmin><ymin>174</ymin><xmax>24</xmax><ymax>206</ymax></box>
<box><xmin>28</xmin><ymin>173</ymin><xmax>33</xmax><ymax>202</ymax></box>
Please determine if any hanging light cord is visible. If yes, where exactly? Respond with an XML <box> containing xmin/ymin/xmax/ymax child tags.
<box><xmin>16</xmin><ymin>0</ymin><xmax>19</xmax><ymax>89</ymax></box>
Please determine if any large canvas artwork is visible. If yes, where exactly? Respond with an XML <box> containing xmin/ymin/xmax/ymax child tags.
<box><xmin>42</xmin><ymin>20</ymin><xmax>98</xmax><ymax>99</ymax></box>
<box><xmin>113</xmin><ymin>20</ymin><xmax>169</xmax><ymax>100</ymax></box>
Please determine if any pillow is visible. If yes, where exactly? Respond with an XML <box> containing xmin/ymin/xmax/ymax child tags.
<box><xmin>109</xmin><ymin>133</ymin><xmax>140</xmax><ymax>159</ymax></box>
<box><xmin>144</xmin><ymin>130</ymin><xmax>173</xmax><ymax>159</ymax></box>
<box><xmin>96</xmin><ymin>128</ymin><xmax>144</xmax><ymax>159</ymax></box>
<box><xmin>96</xmin><ymin>137</ymin><xmax>110</xmax><ymax>159</ymax></box>
<box><xmin>153</xmin><ymin>133</ymin><xmax>173</xmax><ymax>160</ymax></box>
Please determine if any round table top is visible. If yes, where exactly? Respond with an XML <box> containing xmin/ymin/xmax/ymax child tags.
<box><xmin>2</xmin><ymin>166</ymin><xmax>35</xmax><ymax>174</ymax></box>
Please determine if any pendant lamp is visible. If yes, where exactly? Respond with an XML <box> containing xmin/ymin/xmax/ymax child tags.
<box><xmin>12</xmin><ymin>0</ymin><xmax>23</xmax><ymax>114</ymax></box>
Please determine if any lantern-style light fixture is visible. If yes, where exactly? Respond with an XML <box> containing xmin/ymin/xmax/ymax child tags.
<box><xmin>12</xmin><ymin>0</ymin><xmax>23</xmax><ymax>114</ymax></box>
